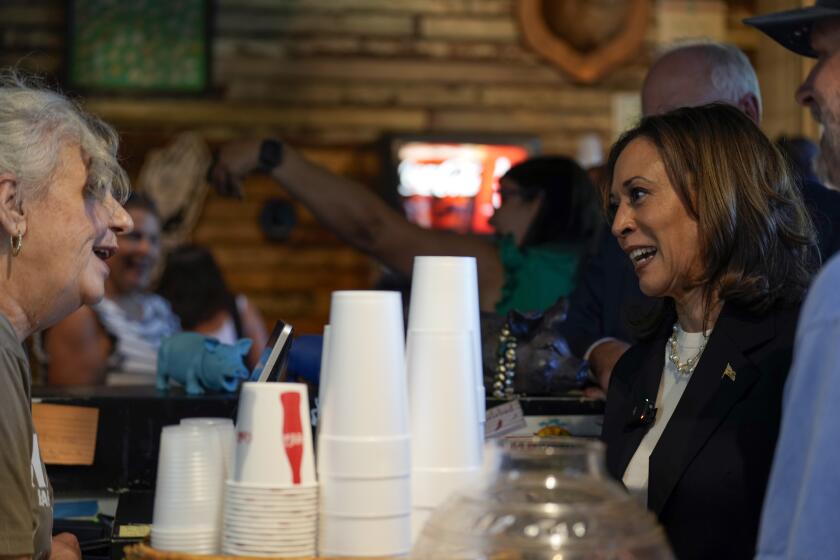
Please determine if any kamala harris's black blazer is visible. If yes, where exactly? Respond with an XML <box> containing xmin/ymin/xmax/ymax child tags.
<box><xmin>601</xmin><ymin>301</ymin><xmax>801</xmax><ymax>560</ymax></box>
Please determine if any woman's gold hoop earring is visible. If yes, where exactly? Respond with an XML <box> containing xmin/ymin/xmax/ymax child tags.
<box><xmin>10</xmin><ymin>233</ymin><xmax>22</xmax><ymax>257</ymax></box>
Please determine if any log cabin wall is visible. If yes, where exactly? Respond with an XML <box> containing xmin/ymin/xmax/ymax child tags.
<box><xmin>0</xmin><ymin>0</ymin><xmax>803</xmax><ymax>334</ymax></box>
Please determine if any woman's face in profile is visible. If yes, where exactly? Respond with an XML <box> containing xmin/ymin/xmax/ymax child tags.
<box><xmin>489</xmin><ymin>177</ymin><xmax>543</xmax><ymax>246</ymax></box>
<box><xmin>608</xmin><ymin>138</ymin><xmax>702</xmax><ymax>301</ymax></box>
<box><xmin>21</xmin><ymin>143</ymin><xmax>131</xmax><ymax>316</ymax></box>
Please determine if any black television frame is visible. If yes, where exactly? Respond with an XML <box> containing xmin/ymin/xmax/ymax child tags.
<box><xmin>64</xmin><ymin>0</ymin><xmax>214</xmax><ymax>96</ymax></box>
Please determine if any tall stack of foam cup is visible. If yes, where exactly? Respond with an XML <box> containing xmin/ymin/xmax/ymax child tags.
<box><xmin>224</xmin><ymin>382</ymin><xmax>317</xmax><ymax>557</ymax></box>
<box><xmin>151</xmin><ymin>424</ymin><xmax>225</xmax><ymax>554</ymax></box>
<box><xmin>409</xmin><ymin>256</ymin><xmax>485</xmax><ymax>439</ymax></box>
<box><xmin>407</xmin><ymin>256</ymin><xmax>485</xmax><ymax>541</ymax></box>
<box><xmin>317</xmin><ymin>291</ymin><xmax>412</xmax><ymax>557</ymax></box>
<box><xmin>315</xmin><ymin>324</ymin><xmax>330</xmax><ymax>436</ymax></box>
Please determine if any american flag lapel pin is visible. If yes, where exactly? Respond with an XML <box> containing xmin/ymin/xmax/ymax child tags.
<box><xmin>722</xmin><ymin>363</ymin><xmax>737</xmax><ymax>382</ymax></box>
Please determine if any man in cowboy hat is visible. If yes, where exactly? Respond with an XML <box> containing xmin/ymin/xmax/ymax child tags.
<box><xmin>747</xmin><ymin>1</ymin><xmax>840</xmax><ymax>189</ymax></box>
<box><xmin>745</xmin><ymin>4</ymin><xmax>840</xmax><ymax>557</ymax></box>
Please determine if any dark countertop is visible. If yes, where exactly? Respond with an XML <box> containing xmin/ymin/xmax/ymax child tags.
<box><xmin>34</xmin><ymin>385</ymin><xmax>603</xmax><ymax>493</ymax></box>
<box><xmin>33</xmin><ymin>384</ymin><xmax>238</xmax><ymax>401</ymax></box>
<box><xmin>35</xmin><ymin>386</ymin><xmax>239</xmax><ymax>493</ymax></box>
<box><xmin>486</xmin><ymin>395</ymin><xmax>605</xmax><ymax>416</ymax></box>
<box><xmin>34</xmin><ymin>385</ymin><xmax>604</xmax><ymax>414</ymax></box>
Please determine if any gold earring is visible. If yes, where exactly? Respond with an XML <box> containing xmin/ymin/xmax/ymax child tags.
<box><xmin>10</xmin><ymin>233</ymin><xmax>22</xmax><ymax>256</ymax></box>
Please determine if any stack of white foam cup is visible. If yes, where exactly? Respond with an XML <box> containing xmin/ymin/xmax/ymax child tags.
<box><xmin>407</xmin><ymin>330</ymin><xmax>483</xmax><ymax>541</ymax></box>
<box><xmin>317</xmin><ymin>291</ymin><xmax>412</xmax><ymax>557</ymax></box>
<box><xmin>315</xmin><ymin>324</ymin><xmax>330</xmax><ymax>437</ymax></box>
<box><xmin>223</xmin><ymin>382</ymin><xmax>318</xmax><ymax>557</ymax></box>
<box><xmin>151</xmin><ymin>424</ymin><xmax>225</xmax><ymax>554</ymax></box>
<box><xmin>407</xmin><ymin>256</ymin><xmax>485</xmax><ymax>541</ymax></box>
<box><xmin>409</xmin><ymin>256</ymin><xmax>485</xmax><ymax>440</ymax></box>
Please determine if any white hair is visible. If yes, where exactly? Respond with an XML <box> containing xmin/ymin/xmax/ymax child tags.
<box><xmin>0</xmin><ymin>70</ymin><xmax>129</xmax><ymax>206</ymax></box>
<box><xmin>657</xmin><ymin>40</ymin><xmax>763</xmax><ymax>120</ymax></box>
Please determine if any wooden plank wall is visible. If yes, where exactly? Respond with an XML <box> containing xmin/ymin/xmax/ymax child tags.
<box><xmin>1</xmin><ymin>0</ymin><xmax>777</xmax><ymax>334</ymax></box>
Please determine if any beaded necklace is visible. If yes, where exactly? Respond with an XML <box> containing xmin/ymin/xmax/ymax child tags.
<box><xmin>667</xmin><ymin>323</ymin><xmax>709</xmax><ymax>375</ymax></box>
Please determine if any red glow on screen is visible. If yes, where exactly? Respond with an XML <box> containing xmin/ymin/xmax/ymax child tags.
<box><xmin>396</xmin><ymin>142</ymin><xmax>531</xmax><ymax>234</ymax></box>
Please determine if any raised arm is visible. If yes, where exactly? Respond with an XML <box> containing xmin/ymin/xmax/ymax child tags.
<box><xmin>211</xmin><ymin>139</ymin><xmax>504</xmax><ymax>311</ymax></box>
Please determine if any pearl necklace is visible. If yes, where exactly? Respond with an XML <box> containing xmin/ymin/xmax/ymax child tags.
<box><xmin>668</xmin><ymin>323</ymin><xmax>709</xmax><ymax>375</ymax></box>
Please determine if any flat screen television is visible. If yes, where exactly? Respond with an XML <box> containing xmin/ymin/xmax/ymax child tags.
<box><xmin>381</xmin><ymin>134</ymin><xmax>541</xmax><ymax>235</ymax></box>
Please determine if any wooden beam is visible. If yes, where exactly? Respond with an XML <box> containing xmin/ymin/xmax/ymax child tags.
<box><xmin>83</xmin><ymin>99</ymin><xmax>427</xmax><ymax>130</ymax></box>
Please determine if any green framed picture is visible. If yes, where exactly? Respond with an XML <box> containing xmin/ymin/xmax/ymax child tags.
<box><xmin>67</xmin><ymin>0</ymin><xmax>211</xmax><ymax>94</ymax></box>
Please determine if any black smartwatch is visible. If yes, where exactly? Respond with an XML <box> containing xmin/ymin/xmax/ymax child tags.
<box><xmin>257</xmin><ymin>139</ymin><xmax>283</xmax><ymax>174</ymax></box>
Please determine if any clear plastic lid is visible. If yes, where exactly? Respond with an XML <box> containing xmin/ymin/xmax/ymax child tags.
<box><xmin>413</xmin><ymin>438</ymin><xmax>674</xmax><ymax>560</ymax></box>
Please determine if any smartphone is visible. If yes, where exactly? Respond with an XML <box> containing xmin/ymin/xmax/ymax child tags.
<box><xmin>252</xmin><ymin>320</ymin><xmax>295</xmax><ymax>383</ymax></box>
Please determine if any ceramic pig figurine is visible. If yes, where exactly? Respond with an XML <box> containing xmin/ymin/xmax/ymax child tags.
<box><xmin>156</xmin><ymin>332</ymin><xmax>253</xmax><ymax>395</ymax></box>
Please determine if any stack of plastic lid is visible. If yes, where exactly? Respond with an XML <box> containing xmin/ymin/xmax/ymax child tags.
<box><xmin>180</xmin><ymin>417</ymin><xmax>235</xmax><ymax>479</ymax></box>
<box><xmin>151</xmin><ymin>424</ymin><xmax>225</xmax><ymax>554</ymax></box>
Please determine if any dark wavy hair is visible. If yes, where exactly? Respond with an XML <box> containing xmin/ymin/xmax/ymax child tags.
<box><xmin>502</xmin><ymin>155</ymin><xmax>601</xmax><ymax>250</ymax></box>
<box><xmin>603</xmin><ymin>104</ymin><xmax>818</xmax><ymax>336</ymax></box>
<box><xmin>124</xmin><ymin>191</ymin><xmax>159</xmax><ymax>219</ymax></box>
<box><xmin>157</xmin><ymin>245</ymin><xmax>240</xmax><ymax>336</ymax></box>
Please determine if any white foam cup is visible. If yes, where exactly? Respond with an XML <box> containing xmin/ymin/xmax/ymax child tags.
<box><xmin>408</xmin><ymin>256</ymin><xmax>485</xmax><ymax>429</ymax></box>
<box><xmin>319</xmin><ymin>513</ymin><xmax>411</xmax><ymax>557</ymax></box>
<box><xmin>318</xmin><ymin>291</ymin><xmax>408</xmax><ymax>438</ymax></box>
<box><xmin>319</xmin><ymin>474</ymin><xmax>411</xmax><ymax>517</ymax></box>
<box><xmin>407</xmin><ymin>329</ymin><xmax>482</xmax><ymax>470</ymax></box>
<box><xmin>233</xmin><ymin>382</ymin><xmax>316</xmax><ymax>486</ymax></box>
<box><xmin>317</xmin><ymin>324</ymin><xmax>331</xmax><ymax>417</ymax></box>
<box><xmin>317</xmin><ymin>434</ymin><xmax>410</xmax><ymax>477</ymax></box>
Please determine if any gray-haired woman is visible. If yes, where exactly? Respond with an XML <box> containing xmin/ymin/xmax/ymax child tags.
<box><xmin>0</xmin><ymin>72</ymin><xmax>132</xmax><ymax>560</ymax></box>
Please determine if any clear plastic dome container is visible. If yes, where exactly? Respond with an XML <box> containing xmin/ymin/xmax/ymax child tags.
<box><xmin>412</xmin><ymin>438</ymin><xmax>674</xmax><ymax>560</ymax></box>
